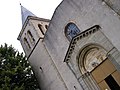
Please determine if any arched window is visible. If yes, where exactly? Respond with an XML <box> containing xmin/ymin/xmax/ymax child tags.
<box><xmin>27</xmin><ymin>30</ymin><xmax>35</xmax><ymax>45</ymax></box>
<box><xmin>65</xmin><ymin>23</ymin><xmax>80</xmax><ymax>41</ymax></box>
<box><xmin>45</xmin><ymin>25</ymin><xmax>48</xmax><ymax>29</ymax></box>
<box><xmin>38</xmin><ymin>24</ymin><xmax>44</xmax><ymax>35</ymax></box>
<box><xmin>24</xmin><ymin>37</ymin><xmax>31</xmax><ymax>49</ymax></box>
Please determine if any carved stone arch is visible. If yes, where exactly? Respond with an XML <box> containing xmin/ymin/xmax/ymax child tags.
<box><xmin>77</xmin><ymin>43</ymin><xmax>107</xmax><ymax>74</ymax></box>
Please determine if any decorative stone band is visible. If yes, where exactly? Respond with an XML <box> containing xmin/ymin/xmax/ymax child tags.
<box><xmin>64</xmin><ymin>25</ymin><xmax>100</xmax><ymax>62</ymax></box>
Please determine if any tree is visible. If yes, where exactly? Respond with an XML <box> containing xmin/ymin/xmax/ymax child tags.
<box><xmin>0</xmin><ymin>44</ymin><xmax>40</xmax><ymax>90</ymax></box>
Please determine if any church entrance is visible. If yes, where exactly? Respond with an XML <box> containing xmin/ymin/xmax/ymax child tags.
<box><xmin>78</xmin><ymin>44</ymin><xmax>120</xmax><ymax>90</ymax></box>
<box><xmin>91</xmin><ymin>59</ymin><xmax>120</xmax><ymax>90</ymax></box>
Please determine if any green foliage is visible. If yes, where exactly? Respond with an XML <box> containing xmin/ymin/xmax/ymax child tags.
<box><xmin>0</xmin><ymin>44</ymin><xmax>40</xmax><ymax>90</ymax></box>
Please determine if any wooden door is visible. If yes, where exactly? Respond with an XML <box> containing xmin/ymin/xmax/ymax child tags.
<box><xmin>91</xmin><ymin>59</ymin><xmax>120</xmax><ymax>90</ymax></box>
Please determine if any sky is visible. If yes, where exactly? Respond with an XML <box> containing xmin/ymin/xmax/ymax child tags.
<box><xmin>0</xmin><ymin>0</ymin><xmax>62</xmax><ymax>53</ymax></box>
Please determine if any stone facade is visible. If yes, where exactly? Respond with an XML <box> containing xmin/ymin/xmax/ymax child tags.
<box><xmin>18</xmin><ymin>0</ymin><xmax>120</xmax><ymax>90</ymax></box>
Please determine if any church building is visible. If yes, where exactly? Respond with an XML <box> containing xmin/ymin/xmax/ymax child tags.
<box><xmin>18</xmin><ymin>0</ymin><xmax>120</xmax><ymax>90</ymax></box>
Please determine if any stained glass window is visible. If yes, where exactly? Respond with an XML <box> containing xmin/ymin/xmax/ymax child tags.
<box><xmin>65</xmin><ymin>23</ymin><xmax>80</xmax><ymax>40</ymax></box>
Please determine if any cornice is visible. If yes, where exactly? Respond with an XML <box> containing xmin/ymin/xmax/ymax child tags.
<box><xmin>64</xmin><ymin>25</ymin><xmax>100</xmax><ymax>62</ymax></box>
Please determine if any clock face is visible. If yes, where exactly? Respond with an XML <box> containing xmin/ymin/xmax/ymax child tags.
<box><xmin>66</xmin><ymin>23</ymin><xmax>80</xmax><ymax>40</ymax></box>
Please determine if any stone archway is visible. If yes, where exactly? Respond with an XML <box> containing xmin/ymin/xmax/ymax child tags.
<box><xmin>78</xmin><ymin>44</ymin><xmax>120</xmax><ymax>90</ymax></box>
<box><xmin>78</xmin><ymin>44</ymin><xmax>107</xmax><ymax>74</ymax></box>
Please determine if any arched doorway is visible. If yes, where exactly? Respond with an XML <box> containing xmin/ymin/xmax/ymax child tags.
<box><xmin>78</xmin><ymin>44</ymin><xmax>120</xmax><ymax>90</ymax></box>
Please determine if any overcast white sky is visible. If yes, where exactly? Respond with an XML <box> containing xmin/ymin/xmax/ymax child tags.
<box><xmin>0</xmin><ymin>0</ymin><xmax>62</xmax><ymax>53</ymax></box>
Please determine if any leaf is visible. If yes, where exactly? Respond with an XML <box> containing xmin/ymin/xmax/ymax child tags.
<box><xmin>0</xmin><ymin>43</ymin><xmax>40</xmax><ymax>90</ymax></box>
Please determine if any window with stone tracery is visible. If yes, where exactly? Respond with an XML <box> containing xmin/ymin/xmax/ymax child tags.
<box><xmin>65</xmin><ymin>23</ymin><xmax>80</xmax><ymax>41</ymax></box>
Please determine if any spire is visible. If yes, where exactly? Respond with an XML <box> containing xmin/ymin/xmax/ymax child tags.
<box><xmin>20</xmin><ymin>4</ymin><xmax>36</xmax><ymax>25</ymax></box>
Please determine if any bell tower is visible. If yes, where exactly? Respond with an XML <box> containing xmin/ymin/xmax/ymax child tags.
<box><xmin>17</xmin><ymin>5</ymin><xmax>71</xmax><ymax>90</ymax></box>
<box><xmin>17</xmin><ymin>5</ymin><xmax>49</xmax><ymax>57</ymax></box>
<box><xmin>17</xmin><ymin>4</ymin><xmax>70</xmax><ymax>90</ymax></box>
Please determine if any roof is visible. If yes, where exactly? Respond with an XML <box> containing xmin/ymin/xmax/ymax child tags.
<box><xmin>20</xmin><ymin>4</ymin><xmax>36</xmax><ymax>25</ymax></box>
